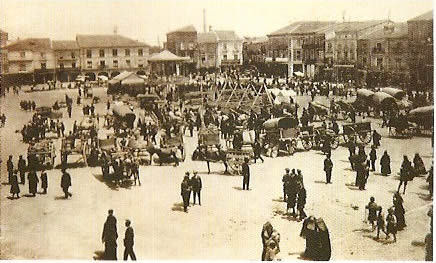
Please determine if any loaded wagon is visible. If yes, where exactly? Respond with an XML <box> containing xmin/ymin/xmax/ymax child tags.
<box><xmin>353</xmin><ymin>89</ymin><xmax>374</xmax><ymax>114</ymax></box>
<box><xmin>225</xmin><ymin>128</ymin><xmax>255</xmax><ymax>175</ymax></box>
<box><xmin>111</xmin><ymin>104</ymin><xmax>136</xmax><ymax>133</ymax></box>
<box><xmin>300</xmin><ymin>126</ymin><xmax>340</xmax><ymax>151</ymax></box>
<box><xmin>192</xmin><ymin>126</ymin><xmax>226</xmax><ymax>163</ymax></box>
<box><xmin>387</xmin><ymin>105</ymin><xmax>435</xmax><ymax>137</ymax></box>
<box><xmin>342</xmin><ymin>121</ymin><xmax>372</xmax><ymax>144</ymax></box>
<box><xmin>331</xmin><ymin>100</ymin><xmax>354</xmax><ymax>121</ymax></box>
<box><xmin>27</xmin><ymin>140</ymin><xmax>56</xmax><ymax>169</ymax></box>
<box><xmin>372</xmin><ymin>91</ymin><xmax>398</xmax><ymax>117</ymax></box>
<box><xmin>262</xmin><ymin>117</ymin><xmax>299</xmax><ymax>157</ymax></box>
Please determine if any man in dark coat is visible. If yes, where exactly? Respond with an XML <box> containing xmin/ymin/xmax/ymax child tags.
<box><xmin>27</xmin><ymin>170</ymin><xmax>38</xmax><ymax>196</ymax></box>
<box><xmin>253</xmin><ymin>140</ymin><xmax>264</xmax><ymax>163</ymax></box>
<box><xmin>191</xmin><ymin>171</ymin><xmax>202</xmax><ymax>206</ymax></box>
<box><xmin>7</xmin><ymin>155</ymin><xmax>13</xmax><ymax>184</ymax></box>
<box><xmin>61</xmin><ymin>169</ymin><xmax>72</xmax><ymax>198</ymax></box>
<box><xmin>324</xmin><ymin>154</ymin><xmax>333</xmax><ymax>184</ymax></box>
<box><xmin>10</xmin><ymin>170</ymin><xmax>20</xmax><ymax>199</ymax></box>
<box><xmin>102</xmin><ymin>209</ymin><xmax>118</xmax><ymax>260</ymax></box>
<box><xmin>282</xmin><ymin>168</ymin><xmax>291</xmax><ymax>202</ymax></box>
<box><xmin>242</xmin><ymin>158</ymin><xmax>250</xmax><ymax>190</ymax></box>
<box><xmin>380</xmin><ymin>150</ymin><xmax>391</xmax><ymax>176</ymax></box>
<box><xmin>372</xmin><ymin>130</ymin><xmax>381</xmax><ymax>148</ymax></box>
<box><xmin>297</xmin><ymin>186</ymin><xmax>307</xmax><ymax>220</ymax></box>
<box><xmin>123</xmin><ymin>219</ymin><xmax>136</xmax><ymax>260</ymax></box>
<box><xmin>40</xmin><ymin>169</ymin><xmax>48</xmax><ymax>194</ymax></box>
<box><xmin>181</xmin><ymin>174</ymin><xmax>191</xmax><ymax>212</ymax></box>
<box><xmin>17</xmin><ymin>155</ymin><xmax>26</xmax><ymax>184</ymax></box>
<box><xmin>369</xmin><ymin>146</ymin><xmax>377</xmax><ymax>172</ymax></box>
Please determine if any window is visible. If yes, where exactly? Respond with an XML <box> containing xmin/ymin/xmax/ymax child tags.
<box><xmin>296</xmin><ymin>50</ymin><xmax>301</xmax><ymax>60</ymax></box>
<box><xmin>234</xmin><ymin>54</ymin><xmax>238</xmax><ymax>60</ymax></box>
<box><xmin>377</xmin><ymin>58</ymin><xmax>383</xmax><ymax>68</ymax></box>
<box><xmin>59</xmin><ymin>63</ymin><xmax>64</xmax><ymax>69</ymax></box>
<box><xmin>20</xmin><ymin>52</ymin><xmax>25</xmax><ymax>58</ymax></box>
<box><xmin>71</xmin><ymin>52</ymin><xmax>75</xmax><ymax>59</ymax></box>
<box><xmin>87</xmin><ymin>61</ymin><xmax>92</xmax><ymax>69</ymax></box>
<box><xmin>41</xmin><ymin>52</ymin><xmax>45</xmax><ymax>58</ymax></box>
<box><xmin>3</xmin><ymin>64</ymin><xmax>8</xmax><ymax>73</ymax></box>
<box><xmin>376</xmin><ymin>43</ymin><xmax>382</xmax><ymax>51</ymax></box>
<box><xmin>86</xmin><ymin>50</ymin><xmax>92</xmax><ymax>58</ymax></box>
<box><xmin>41</xmin><ymin>62</ymin><xmax>46</xmax><ymax>69</ymax></box>
<box><xmin>327</xmin><ymin>43</ymin><xmax>332</xmax><ymax>52</ymax></box>
<box><xmin>202</xmin><ymin>56</ymin><xmax>206</xmax><ymax>62</ymax></box>
<box><xmin>138</xmin><ymin>64</ymin><xmax>143</xmax><ymax>68</ymax></box>
<box><xmin>126</xmin><ymin>59</ymin><xmax>131</xmax><ymax>65</ymax></box>
<box><xmin>100</xmin><ymin>61</ymin><xmax>105</xmax><ymax>68</ymax></box>
<box><xmin>223</xmin><ymin>43</ymin><xmax>227</xmax><ymax>50</ymax></box>
<box><xmin>72</xmin><ymin>62</ymin><xmax>76</xmax><ymax>68</ymax></box>
<box><xmin>99</xmin><ymin>49</ymin><xmax>105</xmax><ymax>57</ymax></box>
<box><xmin>138</xmin><ymin>49</ymin><xmax>143</xmax><ymax>56</ymax></box>
<box><xmin>112</xmin><ymin>49</ymin><xmax>118</xmax><ymax>56</ymax></box>
<box><xmin>19</xmin><ymin>63</ymin><xmax>26</xmax><ymax>72</ymax></box>
<box><xmin>113</xmin><ymin>60</ymin><xmax>118</xmax><ymax>68</ymax></box>
<box><xmin>125</xmin><ymin>49</ymin><xmax>130</xmax><ymax>56</ymax></box>
<box><xmin>395</xmin><ymin>58</ymin><xmax>402</xmax><ymax>68</ymax></box>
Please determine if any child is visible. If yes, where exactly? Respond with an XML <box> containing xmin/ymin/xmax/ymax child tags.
<box><xmin>386</xmin><ymin>207</ymin><xmax>397</xmax><ymax>242</ymax></box>
<box><xmin>365</xmin><ymin>197</ymin><xmax>378</xmax><ymax>231</ymax></box>
<box><xmin>376</xmin><ymin>207</ymin><xmax>387</xmax><ymax>239</ymax></box>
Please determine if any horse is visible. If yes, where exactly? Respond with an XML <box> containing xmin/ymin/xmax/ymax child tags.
<box><xmin>192</xmin><ymin>144</ymin><xmax>228</xmax><ymax>173</ymax></box>
<box><xmin>145</xmin><ymin>145</ymin><xmax>181</xmax><ymax>166</ymax></box>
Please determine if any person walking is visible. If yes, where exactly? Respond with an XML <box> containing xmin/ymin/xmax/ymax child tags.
<box><xmin>372</xmin><ymin>130</ymin><xmax>381</xmax><ymax>148</ymax></box>
<box><xmin>365</xmin><ymin>197</ymin><xmax>378</xmax><ymax>231</ymax></box>
<box><xmin>324</xmin><ymin>154</ymin><xmax>333</xmax><ymax>184</ymax></box>
<box><xmin>191</xmin><ymin>171</ymin><xmax>202</xmax><ymax>206</ymax></box>
<box><xmin>380</xmin><ymin>151</ymin><xmax>391</xmax><ymax>176</ymax></box>
<box><xmin>102</xmin><ymin>209</ymin><xmax>118</xmax><ymax>260</ymax></box>
<box><xmin>17</xmin><ymin>155</ymin><xmax>26</xmax><ymax>184</ymax></box>
<box><xmin>297</xmin><ymin>186</ymin><xmax>307</xmax><ymax>220</ymax></box>
<box><xmin>181</xmin><ymin>174</ymin><xmax>191</xmax><ymax>213</ymax></box>
<box><xmin>28</xmin><ymin>170</ymin><xmax>38</xmax><ymax>197</ymax></box>
<box><xmin>369</xmin><ymin>145</ymin><xmax>377</xmax><ymax>172</ymax></box>
<box><xmin>253</xmin><ymin>140</ymin><xmax>264</xmax><ymax>163</ymax></box>
<box><xmin>10</xmin><ymin>170</ymin><xmax>20</xmax><ymax>199</ymax></box>
<box><xmin>376</xmin><ymin>207</ymin><xmax>387</xmax><ymax>239</ymax></box>
<box><xmin>40</xmin><ymin>169</ymin><xmax>48</xmax><ymax>194</ymax></box>
<box><xmin>61</xmin><ymin>169</ymin><xmax>72</xmax><ymax>199</ymax></box>
<box><xmin>393</xmin><ymin>193</ymin><xmax>406</xmax><ymax>230</ymax></box>
<box><xmin>386</xmin><ymin>207</ymin><xmax>397</xmax><ymax>242</ymax></box>
<box><xmin>123</xmin><ymin>219</ymin><xmax>136</xmax><ymax>260</ymax></box>
<box><xmin>242</xmin><ymin>158</ymin><xmax>250</xmax><ymax>190</ymax></box>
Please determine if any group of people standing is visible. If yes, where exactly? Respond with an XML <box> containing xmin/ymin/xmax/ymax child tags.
<box><xmin>282</xmin><ymin>168</ymin><xmax>307</xmax><ymax>220</ymax></box>
<box><xmin>180</xmin><ymin>171</ymin><xmax>203</xmax><ymax>212</ymax></box>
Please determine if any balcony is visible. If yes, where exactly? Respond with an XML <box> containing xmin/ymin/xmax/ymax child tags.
<box><xmin>99</xmin><ymin>65</ymin><xmax>106</xmax><ymax>69</ymax></box>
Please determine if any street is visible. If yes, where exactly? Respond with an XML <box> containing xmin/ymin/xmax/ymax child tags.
<box><xmin>0</xmin><ymin>87</ymin><xmax>432</xmax><ymax>260</ymax></box>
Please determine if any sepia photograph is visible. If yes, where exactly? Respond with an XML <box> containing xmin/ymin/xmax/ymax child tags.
<box><xmin>0</xmin><ymin>0</ymin><xmax>434</xmax><ymax>260</ymax></box>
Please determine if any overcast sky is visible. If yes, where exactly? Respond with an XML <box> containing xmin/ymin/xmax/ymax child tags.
<box><xmin>0</xmin><ymin>0</ymin><xmax>433</xmax><ymax>46</ymax></box>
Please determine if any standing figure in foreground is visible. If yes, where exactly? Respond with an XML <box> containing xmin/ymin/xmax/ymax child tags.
<box><xmin>242</xmin><ymin>158</ymin><xmax>250</xmax><ymax>190</ymax></box>
<box><xmin>324</xmin><ymin>154</ymin><xmax>333</xmax><ymax>184</ymax></box>
<box><xmin>28</xmin><ymin>170</ymin><xmax>38</xmax><ymax>197</ymax></box>
<box><xmin>386</xmin><ymin>207</ymin><xmax>397</xmax><ymax>242</ymax></box>
<box><xmin>191</xmin><ymin>171</ymin><xmax>202</xmax><ymax>206</ymax></box>
<box><xmin>61</xmin><ymin>169</ymin><xmax>72</xmax><ymax>199</ymax></box>
<box><xmin>10</xmin><ymin>170</ymin><xmax>20</xmax><ymax>199</ymax></box>
<box><xmin>380</xmin><ymin>151</ymin><xmax>391</xmax><ymax>176</ymax></box>
<box><xmin>181</xmin><ymin>174</ymin><xmax>191</xmax><ymax>212</ymax></box>
<box><xmin>261</xmin><ymin>221</ymin><xmax>280</xmax><ymax>261</ymax></box>
<box><xmin>102</xmin><ymin>209</ymin><xmax>118</xmax><ymax>260</ymax></box>
<box><xmin>123</xmin><ymin>219</ymin><xmax>136</xmax><ymax>260</ymax></box>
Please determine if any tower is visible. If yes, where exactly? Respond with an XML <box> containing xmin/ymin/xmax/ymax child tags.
<box><xmin>203</xmin><ymin>8</ymin><xmax>207</xmax><ymax>33</ymax></box>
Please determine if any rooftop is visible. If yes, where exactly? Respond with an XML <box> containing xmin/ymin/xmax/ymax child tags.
<box><xmin>52</xmin><ymin>40</ymin><xmax>79</xmax><ymax>50</ymax></box>
<box><xmin>76</xmin><ymin>34</ymin><xmax>148</xmax><ymax>48</ymax></box>
<box><xmin>328</xmin><ymin>20</ymin><xmax>390</xmax><ymax>33</ymax></box>
<box><xmin>4</xmin><ymin>38</ymin><xmax>51</xmax><ymax>52</ymax></box>
<box><xmin>268</xmin><ymin>21</ymin><xmax>336</xmax><ymax>36</ymax></box>
<box><xmin>148</xmin><ymin>50</ymin><xmax>189</xmax><ymax>62</ymax></box>
<box><xmin>215</xmin><ymin>31</ymin><xmax>243</xmax><ymax>41</ymax></box>
<box><xmin>198</xmin><ymin>32</ymin><xmax>218</xmax><ymax>43</ymax></box>
<box><xmin>167</xmin><ymin>25</ymin><xmax>197</xmax><ymax>34</ymax></box>
<box><xmin>408</xmin><ymin>10</ymin><xmax>433</xmax><ymax>22</ymax></box>
<box><xmin>359</xmin><ymin>23</ymin><xmax>408</xmax><ymax>40</ymax></box>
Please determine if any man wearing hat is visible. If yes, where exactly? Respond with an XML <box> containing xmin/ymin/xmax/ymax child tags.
<box><xmin>102</xmin><ymin>209</ymin><xmax>118</xmax><ymax>260</ymax></box>
<box><xmin>181</xmin><ymin>173</ymin><xmax>191</xmax><ymax>212</ymax></box>
<box><xmin>17</xmin><ymin>155</ymin><xmax>26</xmax><ymax>185</ymax></box>
<box><xmin>7</xmin><ymin>155</ymin><xmax>13</xmax><ymax>184</ymax></box>
<box><xmin>242</xmin><ymin>157</ymin><xmax>250</xmax><ymax>190</ymax></box>
<box><xmin>282</xmin><ymin>168</ymin><xmax>291</xmax><ymax>202</ymax></box>
<box><xmin>190</xmin><ymin>171</ymin><xmax>202</xmax><ymax>206</ymax></box>
<box><xmin>61</xmin><ymin>168</ymin><xmax>72</xmax><ymax>199</ymax></box>
<box><xmin>324</xmin><ymin>154</ymin><xmax>333</xmax><ymax>184</ymax></box>
<box><xmin>123</xmin><ymin>219</ymin><xmax>136</xmax><ymax>260</ymax></box>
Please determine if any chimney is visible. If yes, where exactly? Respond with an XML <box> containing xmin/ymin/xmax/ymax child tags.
<box><xmin>203</xmin><ymin>9</ymin><xmax>207</xmax><ymax>33</ymax></box>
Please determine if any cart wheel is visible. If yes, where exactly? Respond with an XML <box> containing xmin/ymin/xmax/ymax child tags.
<box><xmin>228</xmin><ymin>160</ymin><xmax>242</xmax><ymax>175</ymax></box>
<box><xmin>359</xmin><ymin>132</ymin><xmax>371</xmax><ymax>144</ymax></box>
<box><xmin>331</xmin><ymin>136</ymin><xmax>340</xmax><ymax>149</ymax></box>
<box><xmin>301</xmin><ymin>138</ymin><xmax>313</xmax><ymax>150</ymax></box>
<box><xmin>343</xmin><ymin>134</ymin><xmax>356</xmax><ymax>144</ymax></box>
<box><xmin>270</xmin><ymin>146</ymin><xmax>279</xmax><ymax>158</ymax></box>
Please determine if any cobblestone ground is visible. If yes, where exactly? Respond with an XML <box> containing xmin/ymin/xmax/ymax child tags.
<box><xmin>0</xmin><ymin>87</ymin><xmax>432</xmax><ymax>260</ymax></box>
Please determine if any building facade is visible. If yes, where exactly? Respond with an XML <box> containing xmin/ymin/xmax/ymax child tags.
<box><xmin>357</xmin><ymin>23</ymin><xmax>409</xmax><ymax>87</ymax></box>
<box><xmin>215</xmin><ymin>31</ymin><xmax>243</xmax><ymax>71</ymax></box>
<box><xmin>197</xmin><ymin>32</ymin><xmax>218</xmax><ymax>69</ymax></box>
<box><xmin>52</xmin><ymin>40</ymin><xmax>81</xmax><ymax>82</ymax></box>
<box><xmin>323</xmin><ymin>20</ymin><xmax>392</xmax><ymax>81</ymax></box>
<box><xmin>76</xmin><ymin>34</ymin><xmax>149</xmax><ymax>80</ymax></box>
<box><xmin>3</xmin><ymin>38</ymin><xmax>55</xmax><ymax>84</ymax></box>
<box><xmin>407</xmin><ymin>10</ymin><xmax>433</xmax><ymax>90</ymax></box>
<box><xmin>166</xmin><ymin>25</ymin><xmax>197</xmax><ymax>74</ymax></box>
